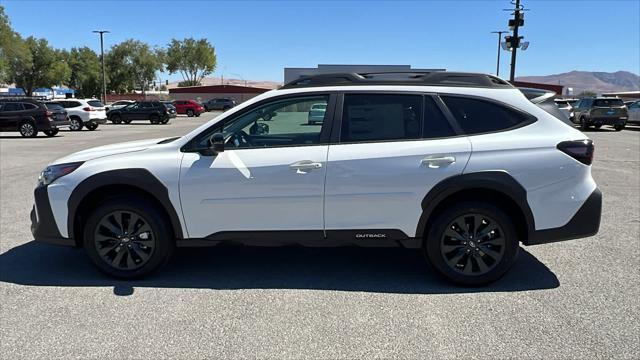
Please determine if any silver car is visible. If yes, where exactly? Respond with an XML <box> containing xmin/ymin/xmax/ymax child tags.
<box><xmin>627</xmin><ymin>100</ymin><xmax>640</xmax><ymax>124</ymax></box>
<box><xmin>307</xmin><ymin>103</ymin><xmax>327</xmax><ymax>125</ymax></box>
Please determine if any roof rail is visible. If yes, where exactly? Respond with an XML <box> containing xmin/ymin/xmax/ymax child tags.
<box><xmin>281</xmin><ymin>71</ymin><xmax>513</xmax><ymax>89</ymax></box>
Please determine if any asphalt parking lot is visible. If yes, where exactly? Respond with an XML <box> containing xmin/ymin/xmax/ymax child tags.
<box><xmin>1</xmin><ymin>114</ymin><xmax>639</xmax><ymax>359</ymax></box>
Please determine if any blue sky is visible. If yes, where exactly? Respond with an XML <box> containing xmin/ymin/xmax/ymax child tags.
<box><xmin>3</xmin><ymin>0</ymin><xmax>640</xmax><ymax>82</ymax></box>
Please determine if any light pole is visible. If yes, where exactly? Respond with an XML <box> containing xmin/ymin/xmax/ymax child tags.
<box><xmin>92</xmin><ymin>30</ymin><xmax>109</xmax><ymax>104</ymax></box>
<box><xmin>491</xmin><ymin>31</ymin><xmax>509</xmax><ymax>77</ymax></box>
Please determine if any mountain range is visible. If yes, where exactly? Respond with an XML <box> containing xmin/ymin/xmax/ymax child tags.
<box><xmin>516</xmin><ymin>71</ymin><xmax>639</xmax><ymax>95</ymax></box>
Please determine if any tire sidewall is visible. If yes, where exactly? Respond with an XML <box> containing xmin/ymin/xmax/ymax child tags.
<box><xmin>70</xmin><ymin>117</ymin><xmax>83</xmax><ymax>131</ymax></box>
<box><xmin>83</xmin><ymin>197</ymin><xmax>174</xmax><ymax>278</ymax></box>
<box><xmin>19</xmin><ymin>121</ymin><xmax>37</xmax><ymax>137</ymax></box>
<box><xmin>424</xmin><ymin>202</ymin><xmax>519</xmax><ymax>286</ymax></box>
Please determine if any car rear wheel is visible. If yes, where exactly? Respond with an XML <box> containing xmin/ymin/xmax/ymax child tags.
<box><xmin>186</xmin><ymin>109</ymin><xmax>194</xmax><ymax>117</ymax></box>
<box><xmin>150</xmin><ymin>115</ymin><xmax>160</xmax><ymax>124</ymax></box>
<box><xmin>614</xmin><ymin>124</ymin><xmax>625</xmax><ymax>131</ymax></box>
<box><xmin>83</xmin><ymin>196</ymin><xmax>174</xmax><ymax>278</ymax></box>
<box><xmin>85</xmin><ymin>123</ymin><xmax>98</xmax><ymax>131</ymax></box>
<box><xmin>44</xmin><ymin>129</ymin><xmax>59</xmax><ymax>137</ymax></box>
<box><xmin>69</xmin><ymin>117</ymin><xmax>83</xmax><ymax>131</ymax></box>
<box><xmin>18</xmin><ymin>121</ymin><xmax>38</xmax><ymax>137</ymax></box>
<box><xmin>122</xmin><ymin>118</ymin><xmax>132</xmax><ymax>124</ymax></box>
<box><xmin>424</xmin><ymin>201</ymin><xmax>519</xmax><ymax>286</ymax></box>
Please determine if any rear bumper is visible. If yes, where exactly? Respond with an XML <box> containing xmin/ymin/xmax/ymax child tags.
<box><xmin>46</xmin><ymin>119</ymin><xmax>71</xmax><ymax>129</ymax></box>
<box><xmin>31</xmin><ymin>186</ymin><xmax>75</xmax><ymax>246</ymax></box>
<box><xmin>589</xmin><ymin>117</ymin><xmax>626</xmax><ymax>126</ymax></box>
<box><xmin>527</xmin><ymin>188</ymin><xmax>602</xmax><ymax>245</ymax></box>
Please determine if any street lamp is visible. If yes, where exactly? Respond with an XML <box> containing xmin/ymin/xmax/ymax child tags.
<box><xmin>92</xmin><ymin>30</ymin><xmax>109</xmax><ymax>104</ymax></box>
<box><xmin>491</xmin><ymin>31</ymin><xmax>509</xmax><ymax>77</ymax></box>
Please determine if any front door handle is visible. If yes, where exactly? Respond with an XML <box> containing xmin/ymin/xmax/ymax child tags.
<box><xmin>421</xmin><ymin>155</ymin><xmax>456</xmax><ymax>168</ymax></box>
<box><xmin>289</xmin><ymin>160</ymin><xmax>323</xmax><ymax>172</ymax></box>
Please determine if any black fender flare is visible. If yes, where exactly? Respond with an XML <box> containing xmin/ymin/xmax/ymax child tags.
<box><xmin>67</xmin><ymin>168</ymin><xmax>184</xmax><ymax>240</ymax></box>
<box><xmin>415</xmin><ymin>171</ymin><xmax>536</xmax><ymax>243</ymax></box>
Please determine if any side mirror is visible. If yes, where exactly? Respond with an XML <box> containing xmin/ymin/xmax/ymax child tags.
<box><xmin>197</xmin><ymin>133</ymin><xmax>224</xmax><ymax>156</ymax></box>
<box><xmin>210</xmin><ymin>133</ymin><xmax>225</xmax><ymax>153</ymax></box>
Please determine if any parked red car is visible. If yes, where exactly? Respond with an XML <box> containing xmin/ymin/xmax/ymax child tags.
<box><xmin>173</xmin><ymin>100</ymin><xmax>204</xmax><ymax>117</ymax></box>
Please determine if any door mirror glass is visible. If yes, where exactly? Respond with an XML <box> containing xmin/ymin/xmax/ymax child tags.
<box><xmin>210</xmin><ymin>133</ymin><xmax>225</xmax><ymax>153</ymax></box>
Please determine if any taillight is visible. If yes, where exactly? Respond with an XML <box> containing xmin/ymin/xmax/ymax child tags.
<box><xmin>83</xmin><ymin>107</ymin><xmax>92</xmax><ymax>112</ymax></box>
<box><xmin>557</xmin><ymin>139</ymin><xmax>594</xmax><ymax>165</ymax></box>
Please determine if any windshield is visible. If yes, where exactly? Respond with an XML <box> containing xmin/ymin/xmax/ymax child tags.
<box><xmin>44</xmin><ymin>103</ymin><xmax>64</xmax><ymax>110</ymax></box>
<box><xmin>593</xmin><ymin>99</ymin><xmax>624</xmax><ymax>107</ymax></box>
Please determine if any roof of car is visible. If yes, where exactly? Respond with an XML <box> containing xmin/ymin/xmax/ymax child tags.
<box><xmin>281</xmin><ymin>71</ymin><xmax>513</xmax><ymax>89</ymax></box>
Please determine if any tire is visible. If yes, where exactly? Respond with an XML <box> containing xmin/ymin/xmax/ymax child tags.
<box><xmin>614</xmin><ymin>124</ymin><xmax>625</xmax><ymax>131</ymax></box>
<box><xmin>69</xmin><ymin>117</ymin><xmax>83</xmax><ymax>131</ymax></box>
<box><xmin>44</xmin><ymin>129</ymin><xmax>59</xmax><ymax>137</ymax></box>
<box><xmin>195</xmin><ymin>113</ymin><xmax>200</xmax><ymax>117</ymax></box>
<box><xmin>110</xmin><ymin>115</ymin><xmax>122</xmax><ymax>124</ymax></box>
<box><xmin>122</xmin><ymin>118</ymin><xmax>132</xmax><ymax>124</ymax></box>
<box><xmin>18</xmin><ymin>121</ymin><xmax>38</xmax><ymax>137</ymax></box>
<box><xmin>83</xmin><ymin>196</ymin><xmax>175</xmax><ymax>278</ymax></box>
<box><xmin>423</xmin><ymin>201</ymin><xmax>519</xmax><ymax>286</ymax></box>
<box><xmin>594</xmin><ymin>124</ymin><xmax>602</xmax><ymax>130</ymax></box>
<box><xmin>579</xmin><ymin>116</ymin><xmax>589</xmax><ymax>131</ymax></box>
<box><xmin>186</xmin><ymin>109</ymin><xmax>194</xmax><ymax>117</ymax></box>
<box><xmin>85</xmin><ymin>123</ymin><xmax>98</xmax><ymax>131</ymax></box>
<box><xmin>150</xmin><ymin>115</ymin><xmax>160</xmax><ymax>124</ymax></box>
<box><xmin>160</xmin><ymin>118</ymin><xmax>169</xmax><ymax>124</ymax></box>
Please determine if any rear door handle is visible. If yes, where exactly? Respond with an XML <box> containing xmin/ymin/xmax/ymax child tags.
<box><xmin>421</xmin><ymin>156</ymin><xmax>456</xmax><ymax>168</ymax></box>
<box><xmin>289</xmin><ymin>160</ymin><xmax>323</xmax><ymax>172</ymax></box>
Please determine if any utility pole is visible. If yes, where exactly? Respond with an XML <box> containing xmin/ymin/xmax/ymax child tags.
<box><xmin>507</xmin><ymin>0</ymin><xmax>524</xmax><ymax>81</ymax></box>
<box><xmin>491</xmin><ymin>31</ymin><xmax>509</xmax><ymax>77</ymax></box>
<box><xmin>93</xmin><ymin>30</ymin><xmax>109</xmax><ymax>104</ymax></box>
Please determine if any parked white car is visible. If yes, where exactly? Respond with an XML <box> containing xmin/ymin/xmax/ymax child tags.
<box><xmin>626</xmin><ymin>100</ymin><xmax>640</xmax><ymax>124</ymax></box>
<box><xmin>57</xmin><ymin>99</ymin><xmax>107</xmax><ymax>131</ymax></box>
<box><xmin>106</xmin><ymin>100</ymin><xmax>135</xmax><ymax>112</ymax></box>
<box><xmin>30</xmin><ymin>72</ymin><xmax>601</xmax><ymax>286</ymax></box>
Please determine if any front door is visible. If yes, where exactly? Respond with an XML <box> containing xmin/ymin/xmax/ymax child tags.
<box><xmin>324</xmin><ymin>93</ymin><xmax>472</xmax><ymax>238</ymax></box>
<box><xmin>179</xmin><ymin>94</ymin><xmax>335</xmax><ymax>239</ymax></box>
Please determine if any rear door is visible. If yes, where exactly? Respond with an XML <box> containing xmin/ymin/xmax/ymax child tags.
<box><xmin>324</xmin><ymin>93</ymin><xmax>471</xmax><ymax>238</ymax></box>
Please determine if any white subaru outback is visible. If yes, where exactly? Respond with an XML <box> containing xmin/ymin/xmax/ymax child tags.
<box><xmin>31</xmin><ymin>72</ymin><xmax>601</xmax><ymax>285</ymax></box>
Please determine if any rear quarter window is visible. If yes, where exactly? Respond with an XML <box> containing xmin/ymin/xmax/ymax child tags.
<box><xmin>45</xmin><ymin>103</ymin><xmax>64</xmax><ymax>110</ymax></box>
<box><xmin>88</xmin><ymin>100</ymin><xmax>104</xmax><ymax>107</ymax></box>
<box><xmin>441</xmin><ymin>96</ymin><xmax>532</xmax><ymax>134</ymax></box>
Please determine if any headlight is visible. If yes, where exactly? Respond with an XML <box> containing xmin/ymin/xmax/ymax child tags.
<box><xmin>37</xmin><ymin>162</ymin><xmax>84</xmax><ymax>187</ymax></box>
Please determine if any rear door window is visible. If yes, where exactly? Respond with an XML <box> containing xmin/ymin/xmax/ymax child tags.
<box><xmin>88</xmin><ymin>100</ymin><xmax>104</xmax><ymax>107</ymax></box>
<box><xmin>340</xmin><ymin>94</ymin><xmax>422</xmax><ymax>142</ymax></box>
<box><xmin>22</xmin><ymin>103</ymin><xmax>38</xmax><ymax>110</ymax></box>
<box><xmin>441</xmin><ymin>96</ymin><xmax>531</xmax><ymax>135</ymax></box>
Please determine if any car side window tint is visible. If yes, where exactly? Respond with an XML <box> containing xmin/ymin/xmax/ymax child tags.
<box><xmin>2</xmin><ymin>103</ymin><xmax>23</xmax><ymax>111</ymax></box>
<box><xmin>341</xmin><ymin>94</ymin><xmax>422</xmax><ymax>142</ymax></box>
<box><xmin>441</xmin><ymin>96</ymin><xmax>530</xmax><ymax>134</ymax></box>
<box><xmin>195</xmin><ymin>95</ymin><xmax>330</xmax><ymax>150</ymax></box>
<box><xmin>424</xmin><ymin>97</ymin><xmax>455</xmax><ymax>138</ymax></box>
<box><xmin>22</xmin><ymin>103</ymin><xmax>38</xmax><ymax>110</ymax></box>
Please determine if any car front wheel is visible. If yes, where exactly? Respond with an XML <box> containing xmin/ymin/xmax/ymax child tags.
<box><xmin>83</xmin><ymin>197</ymin><xmax>174</xmax><ymax>278</ymax></box>
<box><xmin>424</xmin><ymin>201</ymin><xmax>519</xmax><ymax>286</ymax></box>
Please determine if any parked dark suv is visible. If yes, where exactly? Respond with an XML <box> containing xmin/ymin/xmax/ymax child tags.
<box><xmin>203</xmin><ymin>97</ymin><xmax>236</xmax><ymax>111</ymax></box>
<box><xmin>572</xmin><ymin>97</ymin><xmax>628</xmax><ymax>131</ymax></box>
<box><xmin>0</xmin><ymin>99</ymin><xmax>70</xmax><ymax>137</ymax></box>
<box><xmin>107</xmin><ymin>101</ymin><xmax>176</xmax><ymax>124</ymax></box>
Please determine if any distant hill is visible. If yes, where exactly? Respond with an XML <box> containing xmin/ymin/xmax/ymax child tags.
<box><xmin>167</xmin><ymin>77</ymin><xmax>282</xmax><ymax>90</ymax></box>
<box><xmin>516</xmin><ymin>71</ymin><xmax>639</xmax><ymax>95</ymax></box>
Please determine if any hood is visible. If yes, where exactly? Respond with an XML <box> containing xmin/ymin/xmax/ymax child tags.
<box><xmin>51</xmin><ymin>138</ymin><xmax>169</xmax><ymax>164</ymax></box>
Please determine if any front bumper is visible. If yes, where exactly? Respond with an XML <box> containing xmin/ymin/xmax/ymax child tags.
<box><xmin>89</xmin><ymin>118</ymin><xmax>107</xmax><ymax>125</ymax></box>
<box><xmin>527</xmin><ymin>188</ymin><xmax>602</xmax><ymax>245</ymax></box>
<box><xmin>31</xmin><ymin>186</ymin><xmax>75</xmax><ymax>246</ymax></box>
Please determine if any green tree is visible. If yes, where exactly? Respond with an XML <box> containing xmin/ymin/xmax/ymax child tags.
<box><xmin>106</xmin><ymin>39</ymin><xmax>163</xmax><ymax>93</ymax></box>
<box><xmin>165</xmin><ymin>38</ymin><xmax>216</xmax><ymax>87</ymax></box>
<box><xmin>0</xmin><ymin>5</ymin><xmax>31</xmax><ymax>85</ymax></box>
<box><xmin>7</xmin><ymin>36</ymin><xmax>70</xmax><ymax>96</ymax></box>
<box><xmin>65</xmin><ymin>47</ymin><xmax>101</xmax><ymax>98</ymax></box>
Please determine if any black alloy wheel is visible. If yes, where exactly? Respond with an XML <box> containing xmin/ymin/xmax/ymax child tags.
<box><xmin>440</xmin><ymin>213</ymin><xmax>505</xmax><ymax>276</ymax></box>
<box><xmin>93</xmin><ymin>210</ymin><xmax>156</xmax><ymax>271</ymax></box>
